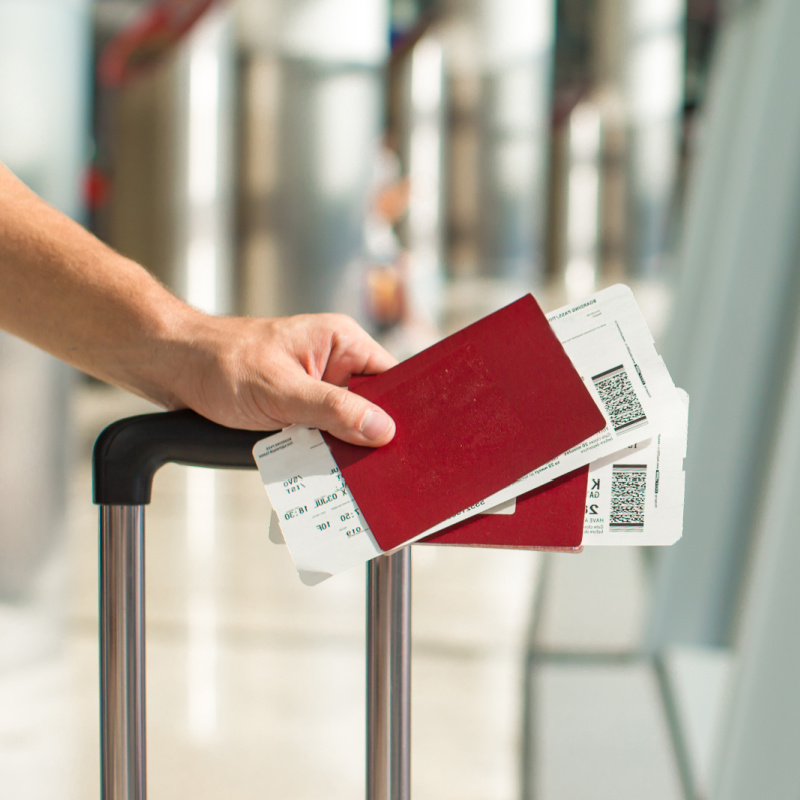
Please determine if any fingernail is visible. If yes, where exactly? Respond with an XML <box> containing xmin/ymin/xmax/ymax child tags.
<box><xmin>361</xmin><ymin>410</ymin><xmax>394</xmax><ymax>441</ymax></box>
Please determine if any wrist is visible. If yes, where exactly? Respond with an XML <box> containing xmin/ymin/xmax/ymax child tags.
<box><xmin>120</xmin><ymin>291</ymin><xmax>210</xmax><ymax>410</ymax></box>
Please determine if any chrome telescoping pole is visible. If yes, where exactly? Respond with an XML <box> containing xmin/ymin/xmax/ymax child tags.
<box><xmin>366</xmin><ymin>547</ymin><xmax>412</xmax><ymax>800</ymax></box>
<box><xmin>100</xmin><ymin>505</ymin><xmax>147</xmax><ymax>800</ymax></box>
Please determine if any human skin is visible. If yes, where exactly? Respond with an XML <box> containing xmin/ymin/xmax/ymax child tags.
<box><xmin>0</xmin><ymin>163</ymin><xmax>396</xmax><ymax>446</ymax></box>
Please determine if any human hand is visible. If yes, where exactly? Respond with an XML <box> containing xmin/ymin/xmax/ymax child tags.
<box><xmin>0</xmin><ymin>162</ymin><xmax>395</xmax><ymax>447</ymax></box>
<box><xmin>166</xmin><ymin>312</ymin><xmax>398</xmax><ymax>446</ymax></box>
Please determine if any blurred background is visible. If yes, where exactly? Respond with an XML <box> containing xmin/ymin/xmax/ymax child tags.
<box><xmin>2</xmin><ymin>0</ymin><xmax>800</xmax><ymax>798</ymax></box>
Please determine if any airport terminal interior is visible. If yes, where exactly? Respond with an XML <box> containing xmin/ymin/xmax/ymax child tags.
<box><xmin>2</xmin><ymin>0</ymin><xmax>800</xmax><ymax>798</ymax></box>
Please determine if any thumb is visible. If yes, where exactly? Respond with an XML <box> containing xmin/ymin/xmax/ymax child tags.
<box><xmin>297</xmin><ymin>379</ymin><xmax>395</xmax><ymax>447</ymax></box>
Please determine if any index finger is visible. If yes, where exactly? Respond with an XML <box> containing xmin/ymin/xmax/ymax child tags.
<box><xmin>322</xmin><ymin>326</ymin><xmax>398</xmax><ymax>387</ymax></box>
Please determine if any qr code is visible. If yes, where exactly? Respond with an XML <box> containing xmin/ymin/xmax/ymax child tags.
<box><xmin>610</xmin><ymin>464</ymin><xmax>646</xmax><ymax>530</ymax></box>
<box><xmin>592</xmin><ymin>365</ymin><xmax>647</xmax><ymax>432</ymax></box>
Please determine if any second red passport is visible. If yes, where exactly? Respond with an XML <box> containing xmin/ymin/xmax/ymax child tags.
<box><xmin>422</xmin><ymin>467</ymin><xmax>589</xmax><ymax>550</ymax></box>
<box><xmin>322</xmin><ymin>294</ymin><xmax>605</xmax><ymax>553</ymax></box>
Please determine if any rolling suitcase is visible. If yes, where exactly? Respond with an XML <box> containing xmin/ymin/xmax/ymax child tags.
<box><xmin>93</xmin><ymin>409</ymin><xmax>411</xmax><ymax>800</ymax></box>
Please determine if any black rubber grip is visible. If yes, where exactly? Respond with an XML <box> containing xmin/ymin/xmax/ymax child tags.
<box><xmin>93</xmin><ymin>409</ymin><xmax>278</xmax><ymax>505</ymax></box>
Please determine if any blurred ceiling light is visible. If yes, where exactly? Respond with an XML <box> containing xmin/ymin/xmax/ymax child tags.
<box><xmin>480</xmin><ymin>0</ymin><xmax>554</xmax><ymax>67</ymax></box>
<box><xmin>565</xmin><ymin>103</ymin><xmax>602</xmax><ymax>301</ymax></box>
<box><xmin>628</xmin><ymin>35</ymin><xmax>684</xmax><ymax>123</ymax></box>
<box><xmin>570</xmin><ymin>103</ymin><xmax>603</xmax><ymax>162</ymax></box>
<box><xmin>406</xmin><ymin>36</ymin><xmax>445</xmax><ymax>327</ymax></box>
<box><xmin>316</xmin><ymin>74</ymin><xmax>372</xmax><ymax>200</ymax></box>
<box><xmin>629</xmin><ymin>0</ymin><xmax>684</xmax><ymax>32</ymax></box>
<box><xmin>565</xmin><ymin>256</ymin><xmax>598</xmax><ymax>302</ymax></box>
<box><xmin>496</xmin><ymin>139</ymin><xmax>535</xmax><ymax>199</ymax></box>
<box><xmin>279</xmin><ymin>0</ymin><xmax>389</xmax><ymax>64</ymax></box>
<box><xmin>183</xmin><ymin>5</ymin><xmax>231</xmax><ymax>315</ymax></box>
<box><xmin>633</xmin><ymin>121</ymin><xmax>680</xmax><ymax>196</ymax></box>
<box><xmin>408</xmin><ymin>39</ymin><xmax>443</xmax><ymax>256</ymax></box>
<box><xmin>411</xmin><ymin>36</ymin><xmax>443</xmax><ymax>114</ymax></box>
<box><xmin>494</xmin><ymin>65</ymin><xmax>536</xmax><ymax>130</ymax></box>
<box><xmin>186</xmin><ymin>239</ymin><xmax>219</xmax><ymax>325</ymax></box>
<box><xmin>567</xmin><ymin>160</ymin><xmax>601</xmax><ymax>256</ymax></box>
<box><xmin>187</xmin><ymin>28</ymin><xmax>220</xmax><ymax>207</ymax></box>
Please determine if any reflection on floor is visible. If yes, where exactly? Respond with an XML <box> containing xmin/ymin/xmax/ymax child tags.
<box><xmin>0</xmin><ymin>279</ymin><xmax>685</xmax><ymax>799</ymax></box>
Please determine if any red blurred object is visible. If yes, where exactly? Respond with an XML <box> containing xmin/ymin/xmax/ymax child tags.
<box><xmin>97</xmin><ymin>0</ymin><xmax>220</xmax><ymax>88</ymax></box>
<box><xmin>83</xmin><ymin>165</ymin><xmax>112</xmax><ymax>210</ymax></box>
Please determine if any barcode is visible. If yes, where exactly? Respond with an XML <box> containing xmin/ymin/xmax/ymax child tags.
<box><xmin>610</xmin><ymin>464</ymin><xmax>646</xmax><ymax>531</ymax></box>
<box><xmin>592</xmin><ymin>365</ymin><xmax>647</xmax><ymax>432</ymax></box>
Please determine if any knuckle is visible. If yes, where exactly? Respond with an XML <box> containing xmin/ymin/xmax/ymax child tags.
<box><xmin>326</xmin><ymin>312</ymin><xmax>357</xmax><ymax>332</ymax></box>
<box><xmin>321</xmin><ymin>386</ymin><xmax>353</xmax><ymax>420</ymax></box>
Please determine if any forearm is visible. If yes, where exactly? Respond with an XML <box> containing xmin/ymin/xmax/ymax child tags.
<box><xmin>0</xmin><ymin>163</ymin><xmax>198</xmax><ymax>407</ymax></box>
<box><xmin>0</xmin><ymin>163</ymin><xmax>396</xmax><ymax>442</ymax></box>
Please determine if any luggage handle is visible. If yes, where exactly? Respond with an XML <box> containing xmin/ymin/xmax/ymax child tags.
<box><xmin>94</xmin><ymin>410</ymin><xmax>411</xmax><ymax>800</ymax></box>
<box><xmin>93</xmin><ymin>408</ymin><xmax>272</xmax><ymax>506</ymax></box>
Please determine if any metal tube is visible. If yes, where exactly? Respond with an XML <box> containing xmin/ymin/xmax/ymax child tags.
<box><xmin>366</xmin><ymin>548</ymin><xmax>412</xmax><ymax>800</ymax></box>
<box><xmin>100</xmin><ymin>505</ymin><xmax>147</xmax><ymax>800</ymax></box>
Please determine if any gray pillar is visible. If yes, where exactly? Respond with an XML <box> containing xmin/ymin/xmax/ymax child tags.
<box><xmin>621</xmin><ymin>0</ymin><xmax>685</xmax><ymax>278</ymax></box>
<box><xmin>593</xmin><ymin>0</ymin><xmax>685</xmax><ymax>280</ymax></box>
<box><xmin>0</xmin><ymin>0</ymin><xmax>91</xmax><ymax>606</ymax></box>
<box><xmin>647</xmin><ymin>0</ymin><xmax>800</xmax><ymax>649</ymax></box>
<box><xmin>475</xmin><ymin>0</ymin><xmax>555</xmax><ymax>287</ymax></box>
<box><xmin>710</xmin><ymin>246</ymin><xmax>800</xmax><ymax>800</ymax></box>
<box><xmin>0</xmin><ymin>0</ymin><xmax>92</xmax><ymax>221</ymax></box>
<box><xmin>269</xmin><ymin>0</ymin><xmax>390</xmax><ymax>318</ymax></box>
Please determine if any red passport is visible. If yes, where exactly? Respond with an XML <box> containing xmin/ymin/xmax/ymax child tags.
<box><xmin>322</xmin><ymin>294</ymin><xmax>605</xmax><ymax>553</ymax></box>
<box><xmin>422</xmin><ymin>467</ymin><xmax>589</xmax><ymax>550</ymax></box>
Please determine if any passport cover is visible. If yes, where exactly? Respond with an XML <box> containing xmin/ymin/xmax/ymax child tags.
<box><xmin>323</xmin><ymin>294</ymin><xmax>605</xmax><ymax>552</ymax></box>
<box><xmin>421</xmin><ymin>467</ymin><xmax>589</xmax><ymax>550</ymax></box>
